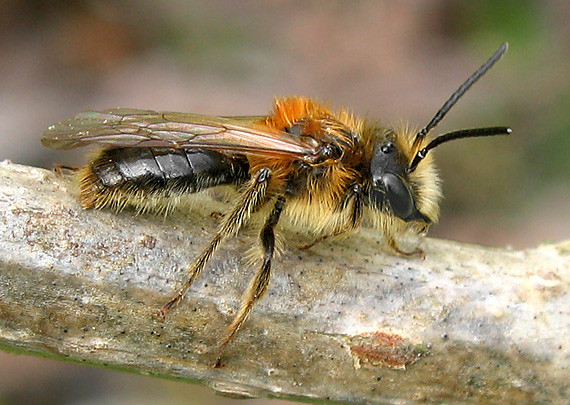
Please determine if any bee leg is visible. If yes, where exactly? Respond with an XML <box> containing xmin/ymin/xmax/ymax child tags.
<box><xmin>299</xmin><ymin>234</ymin><xmax>332</xmax><ymax>250</ymax></box>
<box><xmin>158</xmin><ymin>168</ymin><xmax>272</xmax><ymax>318</ymax></box>
<box><xmin>387</xmin><ymin>236</ymin><xmax>425</xmax><ymax>259</ymax></box>
<box><xmin>214</xmin><ymin>196</ymin><xmax>286</xmax><ymax>368</ymax></box>
<box><xmin>210</xmin><ymin>211</ymin><xmax>224</xmax><ymax>220</ymax></box>
<box><xmin>53</xmin><ymin>164</ymin><xmax>78</xmax><ymax>175</ymax></box>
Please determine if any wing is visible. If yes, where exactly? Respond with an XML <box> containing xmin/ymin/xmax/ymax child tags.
<box><xmin>42</xmin><ymin>108</ymin><xmax>319</xmax><ymax>161</ymax></box>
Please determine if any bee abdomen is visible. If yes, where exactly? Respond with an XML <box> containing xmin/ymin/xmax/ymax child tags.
<box><xmin>80</xmin><ymin>148</ymin><xmax>249</xmax><ymax>211</ymax></box>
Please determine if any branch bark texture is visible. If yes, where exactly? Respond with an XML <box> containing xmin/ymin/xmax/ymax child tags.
<box><xmin>0</xmin><ymin>161</ymin><xmax>568</xmax><ymax>403</ymax></box>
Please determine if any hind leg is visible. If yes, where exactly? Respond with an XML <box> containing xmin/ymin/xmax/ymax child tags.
<box><xmin>215</xmin><ymin>196</ymin><xmax>285</xmax><ymax>367</ymax></box>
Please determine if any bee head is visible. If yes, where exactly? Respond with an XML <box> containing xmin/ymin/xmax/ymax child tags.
<box><xmin>369</xmin><ymin>136</ymin><xmax>431</xmax><ymax>223</ymax></box>
<box><xmin>368</xmin><ymin>43</ymin><xmax>512</xmax><ymax>224</ymax></box>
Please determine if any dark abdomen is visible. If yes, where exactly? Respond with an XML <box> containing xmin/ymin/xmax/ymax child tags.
<box><xmin>79</xmin><ymin>148</ymin><xmax>250</xmax><ymax>210</ymax></box>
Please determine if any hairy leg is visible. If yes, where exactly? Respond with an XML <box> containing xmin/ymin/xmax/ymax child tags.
<box><xmin>215</xmin><ymin>196</ymin><xmax>286</xmax><ymax>367</ymax></box>
<box><xmin>158</xmin><ymin>168</ymin><xmax>272</xmax><ymax>317</ymax></box>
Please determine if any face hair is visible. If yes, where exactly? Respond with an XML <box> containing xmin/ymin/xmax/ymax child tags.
<box><xmin>406</xmin><ymin>43</ymin><xmax>510</xmax><ymax>173</ymax></box>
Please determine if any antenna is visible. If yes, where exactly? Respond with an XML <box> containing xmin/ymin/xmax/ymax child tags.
<box><xmin>412</xmin><ymin>42</ymin><xmax>508</xmax><ymax>148</ymax></box>
<box><xmin>406</xmin><ymin>43</ymin><xmax>511</xmax><ymax>173</ymax></box>
<box><xmin>407</xmin><ymin>126</ymin><xmax>512</xmax><ymax>173</ymax></box>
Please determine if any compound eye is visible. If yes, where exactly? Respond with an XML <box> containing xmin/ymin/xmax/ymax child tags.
<box><xmin>379</xmin><ymin>173</ymin><xmax>414</xmax><ymax>220</ymax></box>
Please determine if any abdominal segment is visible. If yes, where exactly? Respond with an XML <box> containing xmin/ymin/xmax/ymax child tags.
<box><xmin>79</xmin><ymin>148</ymin><xmax>250</xmax><ymax>211</ymax></box>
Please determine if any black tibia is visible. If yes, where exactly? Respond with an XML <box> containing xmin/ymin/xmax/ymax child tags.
<box><xmin>158</xmin><ymin>168</ymin><xmax>272</xmax><ymax>317</ymax></box>
<box><xmin>216</xmin><ymin>196</ymin><xmax>286</xmax><ymax>367</ymax></box>
<box><xmin>344</xmin><ymin>183</ymin><xmax>364</xmax><ymax>229</ymax></box>
<box><xmin>91</xmin><ymin>148</ymin><xmax>249</xmax><ymax>196</ymax></box>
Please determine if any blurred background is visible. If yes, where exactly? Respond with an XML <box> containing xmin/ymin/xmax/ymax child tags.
<box><xmin>1</xmin><ymin>0</ymin><xmax>568</xmax><ymax>403</ymax></box>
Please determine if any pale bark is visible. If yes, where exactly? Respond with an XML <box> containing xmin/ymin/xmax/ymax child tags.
<box><xmin>0</xmin><ymin>160</ymin><xmax>568</xmax><ymax>403</ymax></box>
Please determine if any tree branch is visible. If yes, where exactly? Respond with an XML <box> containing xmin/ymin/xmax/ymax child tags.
<box><xmin>0</xmin><ymin>160</ymin><xmax>568</xmax><ymax>403</ymax></box>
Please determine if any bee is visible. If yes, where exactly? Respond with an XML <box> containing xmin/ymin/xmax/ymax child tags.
<box><xmin>42</xmin><ymin>43</ymin><xmax>511</xmax><ymax>366</ymax></box>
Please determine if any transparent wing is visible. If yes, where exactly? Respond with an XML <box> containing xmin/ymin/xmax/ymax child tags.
<box><xmin>42</xmin><ymin>108</ymin><xmax>319</xmax><ymax>160</ymax></box>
